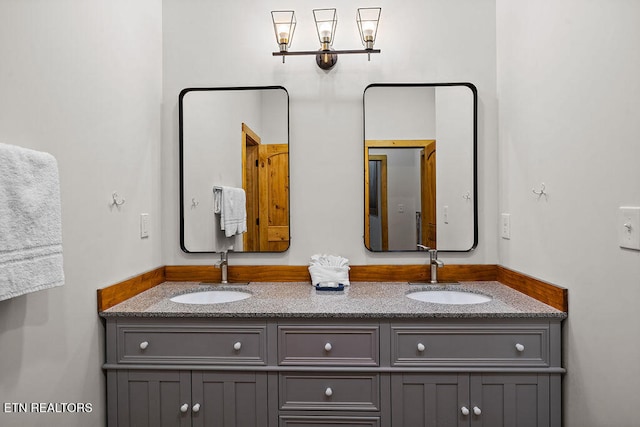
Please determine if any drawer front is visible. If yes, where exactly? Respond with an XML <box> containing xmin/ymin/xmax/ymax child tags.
<box><xmin>280</xmin><ymin>373</ymin><xmax>380</xmax><ymax>411</ymax></box>
<box><xmin>117</xmin><ymin>325</ymin><xmax>266</xmax><ymax>365</ymax></box>
<box><xmin>278</xmin><ymin>325</ymin><xmax>379</xmax><ymax>366</ymax></box>
<box><xmin>391</xmin><ymin>325</ymin><xmax>549</xmax><ymax>367</ymax></box>
<box><xmin>279</xmin><ymin>415</ymin><xmax>380</xmax><ymax>427</ymax></box>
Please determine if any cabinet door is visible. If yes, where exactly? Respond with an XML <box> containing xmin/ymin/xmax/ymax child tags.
<box><xmin>191</xmin><ymin>371</ymin><xmax>268</xmax><ymax>427</ymax></box>
<box><xmin>116</xmin><ymin>370</ymin><xmax>191</xmax><ymax>427</ymax></box>
<box><xmin>391</xmin><ymin>373</ymin><xmax>469</xmax><ymax>427</ymax></box>
<box><xmin>469</xmin><ymin>374</ymin><xmax>550</xmax><ymax>427</ymax></box>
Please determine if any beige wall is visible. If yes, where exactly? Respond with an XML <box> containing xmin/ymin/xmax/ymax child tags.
<box><xmin>0</xmin><ymin>0</ymin><xmax>163</xmax><ymax>426</ymax></box>
<box><xmin>496</xmin><ymin>1</ymin><xmax>640</xmax><ymax>425</ymax></box>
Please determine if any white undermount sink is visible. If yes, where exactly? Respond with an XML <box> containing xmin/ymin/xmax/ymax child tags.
<box><xmin>406</xmin><ymin>290</ymin><xmax>492</xmax><ymax>305</ymax></box>
<box><xmin>170</xmin><ymin>290</ymin><xmax>251</xmax><ymax>305</ymax></box>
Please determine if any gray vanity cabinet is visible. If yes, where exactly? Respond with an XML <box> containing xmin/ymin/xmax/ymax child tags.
<box><xmin>115</xmin><ymin>369</ymin><xmax>267</xmax><ymax>427</ymax></box>
<box><xmin>105</xmin><ymin>319</ymin><xmax>269</xmax><ymax>427</ymax></box>
<box><xmin>468</xmin><ymin>373</ymin><xmax>554</xmax><ymax>427</ymax></box>
<box><xmin>275</xmin><ymin>322</ymin><xmax>386</xmax><ymax>426</ymax></box>
<box><xmin>389</xmin><ymin>320</ymin><xmax>562</xmax><ymax>427</ymax></box>
<box><xmin>391</xmin><ymin>373</ymin><xmax>555</xmax><ymax>427</ymax></box>
<box><xmin>104</xmin><ymin>317</ymin><xmax>562</xmax><ymax>427</ymax></box>
<box><xmin>115</xmin><ymin>370</ymin><xmax>191</xmax><ymax>427</ymax></box>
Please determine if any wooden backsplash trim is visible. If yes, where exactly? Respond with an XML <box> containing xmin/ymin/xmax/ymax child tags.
<box><xmin>163</xmin><ymin>264</ymin><xmax>497</xmax><ymax>283</ymax></box>
<box><xmin>497</xmin><ymin>266</ymin><xmax>568</xmax><ymax>312</ymax></box>
<box><xmin>97</xmin><ymin>264</ymin><xmax>568</xmax><ymax>313</ymax></box>
<box><xmin>97</xmin><ymin>266</ymin><xmax>165</xmax><ymax>312</ymax></box>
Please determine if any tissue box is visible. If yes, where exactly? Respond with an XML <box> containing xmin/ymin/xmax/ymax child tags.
<box><xmin>308</xmin><ymin>265</ymin><xmax>350</xmax><ymax>286</ymax></box>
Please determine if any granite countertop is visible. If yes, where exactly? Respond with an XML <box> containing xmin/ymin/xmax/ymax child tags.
<box><xmin>100</xmin><ymin>281</ymin><xmax>566</xmax><ymax>319</ymax></box>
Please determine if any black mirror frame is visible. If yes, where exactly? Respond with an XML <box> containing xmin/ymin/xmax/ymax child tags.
<box><xmin>363</xmin><ymin>82</ymin><xmax>478</xmax><ymax>253</ymax></box>
<box><xmin>178</xmin><ymin>86</ymin><xmax>291</xmax><ymax>254</ymax></box>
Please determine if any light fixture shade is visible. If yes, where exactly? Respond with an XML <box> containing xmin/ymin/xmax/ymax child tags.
<box><xmin>271</xmin><ymin>10</ymin><xmax>296</xmax><ymax>52</ymax></box>
<box><xmin>357</xmin><ymin>7</ymin><xmax>381</xmax><ymax>50</ymax></box>
<box><xmin>313</xmin><ymin>8</ymin><xmax>337</xmax><ymax>49</ymax></box>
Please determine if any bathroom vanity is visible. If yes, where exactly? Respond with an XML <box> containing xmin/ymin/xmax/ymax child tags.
<box><xmin>101</xmin><ymin>282</ymin><xmax>565</xmax><ymax>427</ymax></box>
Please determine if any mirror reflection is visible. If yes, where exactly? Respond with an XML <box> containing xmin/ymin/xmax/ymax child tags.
<box><xmin>364</xmin><ymin>84</ymin><xmax>477</xmax><ymax>252</ymax></box>
<box><xmin>180</xmin><ymin>87</ymin><xmax>289</xmax><ymax>253</ymax></box>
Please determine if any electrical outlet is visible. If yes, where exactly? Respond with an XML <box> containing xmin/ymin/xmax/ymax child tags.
<box><xmin>140</xmin><ymin>213</ymin><xmax>150</xmax><ymax>238</ymax></box>
<box><xmin>501</xmin><ymin>213</ymin><xmax>511</xmax><ymax>239</ymax></box>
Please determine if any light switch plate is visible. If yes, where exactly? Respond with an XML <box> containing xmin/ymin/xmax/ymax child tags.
<box><xmin>501</xmin><ymin>213</ymin><xmax>511</xmax><ymax>239</ymax></box>
<box><xmin>140</xmin><ymin>213</ymin><xmax>150</xmax><ymax>239</ymax></box>
<box><xmin>619</xmin><ymin>207</ymin><xmax>640</xmax><ymax>250</ymax></box>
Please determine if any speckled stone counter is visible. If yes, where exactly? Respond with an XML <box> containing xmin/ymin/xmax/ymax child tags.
<box><xmin>100</xmin><ymin>281</ymin><xmax>566</xmax><ymax>319</ymax></box>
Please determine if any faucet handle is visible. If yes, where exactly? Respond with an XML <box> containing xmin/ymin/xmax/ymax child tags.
<box><xmin>417</xmin><ymin>244</ymin><xmax>431</xmax><ymax>251</ymax></box>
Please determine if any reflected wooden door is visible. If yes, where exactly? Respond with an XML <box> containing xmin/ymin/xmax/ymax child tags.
<box><xmin>258</xmin><ymin>144</ymin><xmax>289</xmax><ymax>251</ymax></box>
<box><xmin>421</xmin><ymin>141</ymin><xmax>436</xmax><ymax>248</ymax></box>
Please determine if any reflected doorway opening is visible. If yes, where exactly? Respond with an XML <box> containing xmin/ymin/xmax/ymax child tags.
<box><xmin>242</xmin><ymin>123</ymin><xmax>290</xmax><ymax>252</ymax></box>
<box><xmin>366</xmin><ymin>155</ymin><xmax>388</xmax><ymax>251</ymax></box>
<box><xmin>364</xmin><ymin>140</ymin><xmax>436</xmax><ymax>251</ymax></box>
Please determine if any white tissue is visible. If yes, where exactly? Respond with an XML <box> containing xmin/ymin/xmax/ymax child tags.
<box><xmin>308</xmin><ymin>254</ymin><xmax>350</xmax><ymax>286</ymax></box>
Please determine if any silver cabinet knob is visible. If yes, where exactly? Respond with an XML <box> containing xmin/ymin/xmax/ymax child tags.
<box><xmin>180</xmin><ymin>403</ymin><xmax>189</xmax><ymax>413</ymax></box>
<box><xmin>139</xmin><ymin>341</ymin><xmax>149</xmax><ymax>350</ymax></box>
<box><xmin>192</xmin><ymin>403</ymin><xmax>200</xmax><ymax>413</ymax></box>
<box><xmin>324</xmin><ymin>342</ymin><xmax>332</xmax><ymax>352</ymax></box>
<box><xmin>233</xmin><ymin>341</ymin><xmax>242</xmax><ymax>351</ymax></box>
<box><xmin>461</xmin><ymin>406</ymin><xmax>470</xmax><ymax>415</ymax></box>
<box><xmin>325</xmin><ymin>387</ymin><xmax>333</xmax><ymax>397</ymax></box>
<box><xmin>473</xmin><ymin>406</ymin><xmax>482</xmax><ymax>416</ymax></box>
<box><xmin>515</xmin><ymin>343</ymin><xmax>525</xmax><ymax>352</ymax></box>
<box><xmin>417</xmin><ymin>343</ymin><xmax>426</xmax><ymax>352</ymax></box>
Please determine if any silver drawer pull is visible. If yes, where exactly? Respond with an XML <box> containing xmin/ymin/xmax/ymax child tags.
<box><xmin>139</xmin><ymin>341</ymin><xmax>149</xmax><ymax>350</ymax></box>
<box><xmin>180</xmin><ymin>403</ymin><xmax>189</xmax><ymax>413</ymax></box>
<box><xmin>233</xmin><ymin>341</ymin><xmax>242</xmax><ymax>351</ymax></box>
<box><xmin>473</xmin><ymin>406</ymin><xmax>482</xmax><ymax>416</ymax></box>
<box><xmin>192</xmin><ymin>403</ymin><xmax>200</xmax><ymax>413</ymax></box>
<box><xmin>324</xmin><ymin>387</ymin><xmax>333</xmax><ymax>397</ymax></box>
<box><xmin>417</xmin><ymin>343</ymin><xmax>426</xmax><ymax>352</ymax></box>
<box><xmin>515</xmin><ymin>343</ymin><xmax>525</xmax><ymax>352</ymax></box>
<box><xmin>324</xmin><ymin>342</ymin><xmax>332</xmax><ymax>352</ymax></box>
<box><xmin>461</xmin><ymin>406</ymin><xmax>470</xmax><ymax>416</ymax></box>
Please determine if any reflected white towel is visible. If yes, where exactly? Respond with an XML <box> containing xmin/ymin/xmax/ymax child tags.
<box><xmin>214</xmin><ymin>186</ymin><xmax>247</xmax><ymax>237</ymax></box>
<box><xmin>0</xmin><ymin>143</ymin><xmax>65</xmax><ymax>301</ymax></box>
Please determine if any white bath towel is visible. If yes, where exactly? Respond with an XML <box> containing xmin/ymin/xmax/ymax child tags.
<box><xmin>308</xmin><ymin>254</ymin><xmax>350</xmax><ymax>286</ymax></box>
<box><xmin>0</xmin><ymin>143</ymin><xmax>64</xmax><ymax>301</ymax></box>
<box><xmin>213</xmin><ymin>186</ymin><xmax>247</xmax><ymax>237</ymax></box>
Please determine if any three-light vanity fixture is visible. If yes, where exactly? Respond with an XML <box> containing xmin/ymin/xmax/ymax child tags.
<box><xmin>271</xmin><ymin>7</ymin><xmax>382</xmax><ymax>70</ymax></box>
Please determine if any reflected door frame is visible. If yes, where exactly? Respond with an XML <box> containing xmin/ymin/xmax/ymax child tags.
<box><xmin>365</xmin><ymin>154</ymin><xmax>388</xmax><ymax>250</ymax></box>
<box><xmin>242</xmin><ymin>123</ymin><xmax>261</xmax><ymax>251</ymax></box>
<box><xmin>364</xmin><ymin>139</ymin><xmax>436</xmax><ymax>251</ymax></box>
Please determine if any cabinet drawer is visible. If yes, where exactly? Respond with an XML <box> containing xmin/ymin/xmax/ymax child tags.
<box><xmin>117</xmin><ymin>324</ymin><xmax>266</xmax><ymax>365</ymax></box>
<box><xmin>280</xmin><ymin>373</ymin><xmax>380</xmax><ymax>411</ymax></box>
<box><xmin>278</xmin><ymin>325</ymin><xmax>379</xmax><ymax>366</ymax></box>
<box><xmin>279</xmin><ymin>415</ymin><xmax>380</xmax><ymax>427</ymax></box>
<box><xmin>391</xmin><ymin>325</ymin><xmax>549</xmax><ymax>367</ymax></box>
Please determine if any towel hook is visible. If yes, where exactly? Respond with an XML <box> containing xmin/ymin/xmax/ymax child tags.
<box><xmin>191</xmin><ymin>198</ymin><xmax>199</xmax><ymax>208</ymax></box>
<box><xmin>532</xmin><ymin>183</ymin><xmax>547</xmax><ymax>198</ymax></box>
<box><xmin>462</xmin><ymin>192</ymin><xmax>471</xmax><ymax>201</ymax></box>
<box><xmin>111</xmin><ymin>192</ymin><xmax>125</xmax><ymax>207</ymax></box>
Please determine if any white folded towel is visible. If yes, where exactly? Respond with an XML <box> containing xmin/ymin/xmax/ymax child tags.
<box><xmin>0</xmin><ymin>143</ymin><xmax>65</xmax><ymax>301</ymax></box>
<box><xmin>213</xmin><ymin>186</ymin><xmax>247</xmax><ymax>237</ymax></box>
<box><xmin>308</xmin><ymin>254</ymin><xmax>350</xmax><ymax>286</ymax></box>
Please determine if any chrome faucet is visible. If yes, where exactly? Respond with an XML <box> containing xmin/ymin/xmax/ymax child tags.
<box><xmin>215</xmin><ymin>251</ymin><xmax>228</xmax><ymax>284</ymax></box>
<box><xmin>417</xmin><ymin>244</ymin><xmax>445</xmax><ymax>284</ymax></box>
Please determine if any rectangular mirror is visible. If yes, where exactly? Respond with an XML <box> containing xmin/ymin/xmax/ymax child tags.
<box><xmin>180</xmin><ymin>86</ymin><xmax>290</xmax><ymax>253</ymax></box>
<box><xmin>363</xmin><ymin>83</ymin><xmax>477</xmax><ymax>252</ymax></box>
